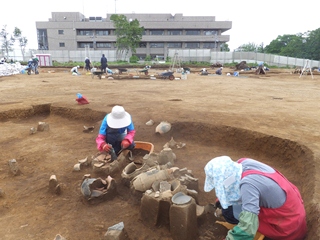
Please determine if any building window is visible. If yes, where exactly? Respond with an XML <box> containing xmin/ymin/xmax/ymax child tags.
<box><xmin>59</xmin><ymin>42</ymin><xmax>65</xmax><ymax>47</ymax></box>
<box><xmin>58</xmin><ymin>30</ymin><xmax>64</xmax><ymax>35</ymax></box>
<box><xmin>150</xmin><ymin>42</ymin><xmax>164</xmax><ymax>48</ymax></box>
<box><xmin>203</xmin><ymin>42</ymin><xmax>216</xmax><ymax>48</ymax></box>
<box><xmin>96</xmin><ymin>30</ymin><xmax>109</xmax><ymax>36</ymax></box>
<box><xmin>37</xmin><ymin>29</ymin><xmax>48</xmax><ymax>50</ymax></box>
<box><xmin>78</xmin><ymin>42</ymin><xmax>93</xmax><ymax>48</ymax></box>
<box><xmin>185</xmin><ymin>42</ymin><xmax>200</xmax><ymax>48</ymax></box>
<box><xmin>96</xmin><ymin>42</ymin><xmax>112</xmax><ymax>48</ymax></box>
<box><xmin>186</xmin><ymin>30</ymin><xmax>200</xmax><ymax>35</ymax></box>
<box><xmin>167</xmin><ymin>30</ymin><xmax>182</xmax><ymax>35</ymax></box>
<box><xmin>77</xmin><ymin>30</ymin><xmax>93</xmax><ymax>36</ymax></box>
<box><xmin>150</xmin><ymin>30</ymin><xmax>164</xmax><ymax>35</ymax></box>
<box><xmin>139</xmin><ymin>42</ymin><xmax>147</xmax><ymax>48</ymax></box>
<box><xmin>167</xmin><ymin>42</ymin><xmax>182</xmax><ymax>48</ymax></box>
<box><xmin>204</xmin><ymin>30</ymin><xmax>218</xmax><ymax>36</ymax></box>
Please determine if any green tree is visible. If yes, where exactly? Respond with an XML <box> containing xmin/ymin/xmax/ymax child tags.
<box><xmin>236</xmin><ymin>42</ymin><xmax>263</xmax><ymax>52</ymax></box>
<box><xmin>220</xmin><ymin>43</ymin><xmax>230</xmax><ymax>52</ymax></box>
<box><xmin>13</xmin><ymin>27</ymin><xmax>28</xmax><ymax>61</ymax></box>
<box><xmin>265</xmin><ymin>34</ymin><xmax>300</xmax><ymax>54</ymax></box>
<box><xmin>110</xmin><ymin>14</ymin><xmax>144</xmax><ymax>60</ymax></box>
<box><xmin>304</xmin><ymin>28</ymin><xmax>320</xmax><ymax>60</ymax></box>
<box><xmin>0</xmin><ymin>25</ymin><xmax>15</xmax><ymax>58</ymax></box>
<box><xmin>279</xmin><ymin>34</ymin><xmax>306</xmax><ymax>58</ymax></box>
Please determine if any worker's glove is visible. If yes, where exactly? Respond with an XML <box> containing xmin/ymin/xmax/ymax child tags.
<box><xmin>103</xmin><ymin>143</ymin><xmax>111</xmax><ymax>152</ymax></box>
<box><xmin>121</xmin><ymin>139</ymin><xmax>130</xmax><ymax>149</ymax></box>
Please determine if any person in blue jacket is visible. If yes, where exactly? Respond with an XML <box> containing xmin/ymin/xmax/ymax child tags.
<box><xmin>96</xmin><ymin>105</ymin><xmax>135</xmax><ymax>155</ymax></box>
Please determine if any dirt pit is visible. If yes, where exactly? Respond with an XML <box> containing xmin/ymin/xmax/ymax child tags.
<box><xmin>0</xmin><ymin>68</ymin><xmax>319</xmax><ymax>239</ymax></box>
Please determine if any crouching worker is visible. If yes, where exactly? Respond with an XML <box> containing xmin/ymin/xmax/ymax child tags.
<box><xmin>204</xmin><ymin>156</ymin><xmax>307</xmax><ymax>240</ymax></box>
<box><xmin>215</xmin><ymin>67</ymin><xmax>223</xmax><ymax>75</ymax></box>
<box><xmin>71</xmin><ymin>65</ymin><xmax>80</xmax><ymax>75</ymax></box>
<box><xmin>96</xmin><ymin>105</ymin><xmax>135</xmax><ymax>156</ymax></box>
<box><xmin>200</xmin><ymin>68</ymin><xmax>208</xmax><ymax>75</ymax></box>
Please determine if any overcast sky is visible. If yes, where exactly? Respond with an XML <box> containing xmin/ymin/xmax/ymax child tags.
<box><xmin>1</xmin><ymin>0</ymin><xmax>319</xmax><ymax>51</ymax></box>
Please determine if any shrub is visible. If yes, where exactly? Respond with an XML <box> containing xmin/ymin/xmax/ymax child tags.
<box><xmin>145</xmin><ymin>55</ymin><xmax>151</xmax><ymax>61</ymax></box>
<box><xmin>130</xmin><ymin>55</ymin><xmax>139</xmax><ymax>63</ymax></box>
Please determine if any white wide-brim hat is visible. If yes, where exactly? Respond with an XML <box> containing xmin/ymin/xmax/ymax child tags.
<box><xmin>107</xmin><ymin>105</ymin><xmax>131</xmax><ymax>128</ymax></box>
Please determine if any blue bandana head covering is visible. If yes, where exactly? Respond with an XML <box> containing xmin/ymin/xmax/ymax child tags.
<box><xmin>204</xmin><ymin>156</ymin><xmax>243</xmax><ymax>209</ymax></box>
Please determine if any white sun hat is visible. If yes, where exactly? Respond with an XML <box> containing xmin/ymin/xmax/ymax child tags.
<box><xmin>107</xmin><ymin>105</ymin><xmax>131</xmax><ymax>128</ymax></box>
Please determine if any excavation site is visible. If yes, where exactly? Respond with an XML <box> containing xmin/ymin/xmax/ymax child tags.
<box><xmin>0</xmin><ymin>68</ymin><xmax>319</xmax><ymax>239</ymax></box>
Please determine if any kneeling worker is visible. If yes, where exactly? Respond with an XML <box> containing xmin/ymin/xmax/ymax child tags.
<box><xmin>96</xmin><ymin>105</ymin><xmax>136</xmax><ymax>155</ymax></box>
<box><xmin>204</xmin><ymin>156</ymin><xmax>307</xmax><ymax>240</ymax></box>
<box><xmin>71</xmin><ymin>66</ymin><xmax>80</xmax><ymax>75</ymax></box>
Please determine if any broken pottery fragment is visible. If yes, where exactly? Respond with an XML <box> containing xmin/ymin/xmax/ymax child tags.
<box><xmin>78</xmin><ymin>156</ymin><xmax>89</xmax><ymax>166</ymax></box>
<box><xmin>83</xmin><ymin>125</ymin><xmax>94</xmax><ymax>133</ymax></box>
<box><xmin>146</xmin><ymin>119</ymin><xmax>154</xmax><ymax>126</ymax></box>
<box><xmin>73</xmin><ymin>163</ymin><xmax>81</xmax><ymax>171</ymax></box>
<box><xmin>155</xmin><ymin>121</ymin><xmax>171</xmax><ymax>134</ymax></box>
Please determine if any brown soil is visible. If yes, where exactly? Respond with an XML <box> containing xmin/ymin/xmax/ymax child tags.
<box><xmin>0</xmin><ymin>67</ymin><xmax>319</xmax><ymax>240</ymax></box>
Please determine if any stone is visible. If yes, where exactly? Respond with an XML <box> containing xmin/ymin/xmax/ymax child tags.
<box><xmin>49</xmin><ymin>175</ymin><xmax>58</xmax><ymax>193</ymax></box>
<box><xmin>37</xmin><ymin>122</ymin><xmax>49</xmax><ymax>131</ymax></box>
<box><xmin>73</xmin><ymin>163</ymin><xmax>81</xmax><ymax>171</ymax></box>
<box><xmin>54</xmin><ymin>234</ymin><xmax>66</xmax><ymax>240</ymax></box>
<box><xmin>145</xmin><ymin>119</ymin><xmax>154</xmax><ymax>126</ymax></box>
<box><xmin>55</xmin><ymin>184</ymin><xmax>61</xmax><ymax>195</ymax></box>
<box><xmin>30</xmin><ymin>127</ymin><xmax>37</xmax><ymax>134</ymax></box>
<box><xmin>8</xmin><ymin>159</ymin><xmax>20</xmax><ymax>176</ymax></box>
<box><xmin>104</xmin><ymin>222</ymin><xmax>127</xmax><ymax>240</ymax></box>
